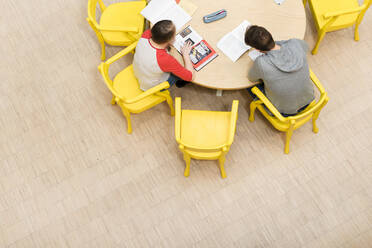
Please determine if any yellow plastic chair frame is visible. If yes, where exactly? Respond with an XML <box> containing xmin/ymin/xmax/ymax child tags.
<box><xmin>304</xmin><ymin>0</ymin><xmax>371</xmax><ymax>54</ymax></box>
<box><xmin>98</xmin><ymin>42</ymin><xmax>174</xmax><ymax>134</ymax></box>
<box><xmin>175</xmin><ymin>97</ymin><xmax>239</xmax><ymax>178</ymax></box>
<box><xmin>249</xmin><ymin>69</ymin><xmax>329</xmax><ymax>154</ymax></box>
<box><xmin>87</xmin><ymin>0</ymin><xmax>146</xmax><ymax>60</ymax></box>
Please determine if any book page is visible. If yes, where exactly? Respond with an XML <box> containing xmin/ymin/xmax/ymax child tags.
<box><xmin>161</xmin><ymin>3</ymin><xmax>192</xmax><ymax>32</ymax></box>
<box><xmin>141</xmin><ymin>0</ymin><xmax>191</xmax><ymax>31</ymax></box>
<box><xmin>217</xmin><ymin>20</ymin><xmax>252</xmax><ymax>62</ymax></box>
<box><xmin>173</xmin><ymin>26</ymin><xmax>202</xmax><ymax>52</ymax></box>
<box><xmin>141</xmin><ymin>0</ymin><xmax>172</xmax><ymax>24</ymax></box>
<box><xmin>178</xmin><ymin>0</ymin><xmax>198</xmax><ymax>16</ymax></box>
<box><xmin>231</xmin><ymin>20</ymin><xmax>251</xmax><ymax>49</ymax></box>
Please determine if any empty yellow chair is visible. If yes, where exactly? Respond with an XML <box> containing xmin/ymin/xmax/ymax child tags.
<box><xmin>249</xmin><ymin>69</ymin><xmax>329</xmax><ymax>154</ymax></box>
<box><xmin>98</xmin><ymin>42</ymin><xmax>174</xmax><ymax>134</ymax></box>
<box><xmin>303</xmin><ymin>0</ymin><xmax>371</xmax><ymax>54</ymax></box>
<box><xmin>87</xmin><ymin>0</ymin><xmax>146</xmax><ymax>60</ymax></box>
<box><xmin>175</xmin><ymin>97</ymin><xmax>239</xmax><ymax>178</ymax></box>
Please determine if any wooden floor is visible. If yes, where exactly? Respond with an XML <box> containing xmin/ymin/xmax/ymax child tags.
<box><xmin>1</xmin><ymin>0</ymin><xmax>372</xmax><ymax>247</ymax></box>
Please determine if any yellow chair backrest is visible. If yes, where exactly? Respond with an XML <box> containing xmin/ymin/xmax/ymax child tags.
<box><xmin>98</xmin><ymin>42</ymin><xmax>139</xmax><ymax>103</ymax></box>
<box><xmin>98</xmin><ymin>41</ymin><xmax>174</xmax><ymax>133</ymax></box>
<box><xmin>87</xmin><ymin>0</ymin><xmax>106</xmax><ymax>28</ymax></box>
<box><xmin>249</xmin><ymin>69</ymin><xmax>329</xmax><ymax>153</ymax></box>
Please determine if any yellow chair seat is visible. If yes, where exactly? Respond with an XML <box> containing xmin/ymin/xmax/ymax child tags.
<box><xmin>175</xmin><ymin>97</ymin><xmax>239</xmax><ymax>178</ymax></box>
<box><xmin>113</xmin><ymin>65</ymin><xmax>165</xmax><ymax>113</ymax></box>
<box><xmin>181</xmin><ymin>110</ymin><xmax>231</xmax><ymax>148</ymax></box>
<box><xmin>309</xmin><ymin>0</ymin><xmax>360</xmax><ymax>31</ymax></box>
<box><xmin>100</xmin><ymin>1</ymin><xmax>146</xmax><ymax>46</ymax></box>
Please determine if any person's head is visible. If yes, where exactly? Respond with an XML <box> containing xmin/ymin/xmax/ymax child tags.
<box><xmin>244</xmin><ymin>25</ymin><xmax>275</xmax><ymax>52</ymax></box>
<box><xmin>151</xmin><ymin>20</ymin><xmax>176</xmax><ymax>45</ymax></box>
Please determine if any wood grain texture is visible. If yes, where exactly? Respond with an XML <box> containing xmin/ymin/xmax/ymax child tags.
<box><xmin>0</xmin><ymin>0</ymin><xmax>372</xmax><ymax>247</ymax></box>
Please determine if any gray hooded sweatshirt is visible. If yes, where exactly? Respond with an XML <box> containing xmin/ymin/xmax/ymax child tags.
<box><xmin>248</xmin><ymin>39</ymin><xmax>314</xmax><ymax>115</ymax></box>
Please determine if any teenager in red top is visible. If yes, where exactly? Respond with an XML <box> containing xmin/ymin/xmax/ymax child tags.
<box><xmin>133</xmin><ymin>20</ymin><xmax>194</xmax><ymax>91</ymax></box>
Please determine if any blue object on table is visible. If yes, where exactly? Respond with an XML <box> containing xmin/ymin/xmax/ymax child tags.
<box><xmin>203</xmin><ymin>9</ymin><xmax>227</xmax><ymax>23</ymax></box>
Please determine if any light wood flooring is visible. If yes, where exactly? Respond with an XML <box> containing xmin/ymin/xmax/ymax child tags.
<box><xmin>1</xmin><ymin>0</ymin><xmax>372</xmax><ymax>247</ymax></box>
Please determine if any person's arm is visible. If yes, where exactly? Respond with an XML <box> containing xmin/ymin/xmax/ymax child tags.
<box><xmin>248</xmin><ymin>59</ymin><xmax>263</xmax><ymax>82</ymax></box>
<box><xmin>157</xmin><ymin>50</ymin><xmax>193</xmax><ymax>81</ymax></box>
<box><xmin>180</xmin><ymin>41</ymin><xmax>195</xmax><ymax>80</ymax></box>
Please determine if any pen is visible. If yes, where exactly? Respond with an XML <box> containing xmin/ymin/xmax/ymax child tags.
<box><xmin>205</xmin><ymin>10</ymin><xmax>226</xmax><ymax>19</ymax></box>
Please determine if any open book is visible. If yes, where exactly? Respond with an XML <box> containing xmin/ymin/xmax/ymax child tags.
<box><xmin>173</xmin><ymin>26</ymin><xmax>218</xmax><ymax>71</ymax></box>
<box><xmin>217</xmin><ymin>20</ymin><xmax>252</xmax><ymax>62</ymax></box>
<box><xmin>141</xmin><ymin>0</ymin><xmax>191</xmax><ymax>32</ymax></box>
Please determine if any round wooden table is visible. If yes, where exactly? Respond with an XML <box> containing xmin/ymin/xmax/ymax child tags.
<box><xmin>171</xmin><ymin>0</ymin><xmax>306</xmax><ymax>91</ymax></box>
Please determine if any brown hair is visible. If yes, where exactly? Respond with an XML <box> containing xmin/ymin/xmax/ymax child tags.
<box><xmin>151</xmin><ymin>20</ymin><xmax>176</xmax><ymax>44</ymax></box>
<box><xmin>244</xmin><ymin>25</ymin><xmax>275</xmax><ymax>51</ymax></box>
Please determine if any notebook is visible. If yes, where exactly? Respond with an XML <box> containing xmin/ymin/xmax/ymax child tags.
<box><xmin>217</xmin><ymin>20</ymin><xmax>252</xmax><ymax>62</ymax></box>
<box><xmin>141</xmin><ymin>0</ymin><xmax>191</xmax><ymax>32</ymax></box>
<box><xmin>173</xmin><ymin>26</ymin><xmax>218</xmax><ymax>71</ymax></box>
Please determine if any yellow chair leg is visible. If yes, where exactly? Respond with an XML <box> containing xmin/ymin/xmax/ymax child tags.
<box><xmin>100</xmin><ymin>41</ymin><xmax>106</xmax><ymax>61</ymax></box>
<box><xmin>183</xmin><ymin>153</ymin><xmax>191</xmax><ymax>177</ymax></box>
<box><xmin>303</xmin><ymin>0</ymin><xmax>307</xmax><ymax>6</ymax></box>
<box><xmin>312</xmin><ymin>112</ymin><xmax>320</xmax><ymax>134</ymax></box>
<box><xmin>166</xmin><ymin>94</ymin><xmax>175</xmax><ymax>116</ymax></box>
<box><xmin>121</xmin><ymin>108</ymin><xmax>132</xmax><ymax>134</ymax></box>
<box><xmin>284</xmin><ymin>130</ymin><xmax>293</xmax><ymax>154</ymax></box>
<box><xmin>354</xmin><ymin>24</ymin><xmax>360</xmax><ymax>41</ymax></box>
<box><xmin>111</xmin><ymin>96</ymin><xmax>116</xmax><ymax>105</ymax></box>
<box><xmin>312</xmin><ymin>31</ymin><xmax>326</xmax><ymax>55</ymax></box>
<box><xmin>285</xmin><ymin>121</ymin><xmax>295</xmax><ymax>154</ymax></box>
<box><xmin>249</xmin><ymin>101</ymin><xmax>257</xmax><ymax>122</ymax></box>
<box><xmin>219</xmin><ymin>155</ymin><xmax>227</xmax><ymax>179</ymax></box>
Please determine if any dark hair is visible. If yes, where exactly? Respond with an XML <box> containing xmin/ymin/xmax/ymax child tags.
<box><xmin>244</xmin><ymin>25</ymin><xmax>275</xmax><ymax>51</ymax></box>
<box><xmin>151</xmin><ymin>20</ymin><xmax>176</xmax><ymax>44</ymax></box>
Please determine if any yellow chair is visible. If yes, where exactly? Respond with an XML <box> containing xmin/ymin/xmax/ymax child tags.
<box><xmin>249</xmin><ymin>69</ymin><xmax>329</xmax><ymax>154</ymax></box>
<box><xmin>303</xmin><ymin>0</ymin><xmax>371</xmax><ymax>54</ymax></box>
<box><xmin>87</xmin><ymin>0</ymin><xmax>146</xmax><ymax>60</ymax></box>
<box><xmin>98</xmin><ymin>42</ymin><xmax>174</xmax><ymax>134</ymax></box>
<box><xmin>175</xmin><ymin>97</ymin><xmax>239</xmax><ymax>178</ymax></box>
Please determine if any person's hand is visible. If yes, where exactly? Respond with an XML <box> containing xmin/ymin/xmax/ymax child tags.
<box><xmin>181</xmin><ymin>41</ymin><xmax>192</xmax><ymax>56</ymax></box>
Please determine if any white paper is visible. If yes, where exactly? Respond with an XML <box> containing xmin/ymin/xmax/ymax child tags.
<box><xmin>232</xmin><ymin>20</ymin><xmax>251</xmax><ymax>43</ymax></box>
<box><xmin>141</xmin><ymin>0</ymin><xmax>170</xmax><ymax>23</ymax></box>
<box><xmin>173</xmin><ymin>26</ymin><xmax>202</xmax><ymax>53</ymax></box>
<box><xmin>248</xmin><ymin>49</ymin><xmax>264</xmax><ymax>61</ymax></box>
<box><xmin>141</xmin><ymin>0</ymin><xmax>191</xmax><ymax>32</ymax></box>
<box><xmin>217</xmin><ymin>20</ymin><xmax>252</xmax><ymax>62</ymax></box>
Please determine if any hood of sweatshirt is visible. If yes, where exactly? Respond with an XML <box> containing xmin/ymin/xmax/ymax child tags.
<box><xmin>265</xmin><ymin>39</ymin><xmax>305</xmax><ymax>73</ymax></box>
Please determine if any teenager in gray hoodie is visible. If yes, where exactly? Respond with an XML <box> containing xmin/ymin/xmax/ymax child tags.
<box><xmin>245</xmin><ymin>25</ymin><xmax>314</xmax><ymax>116</ymax></box>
